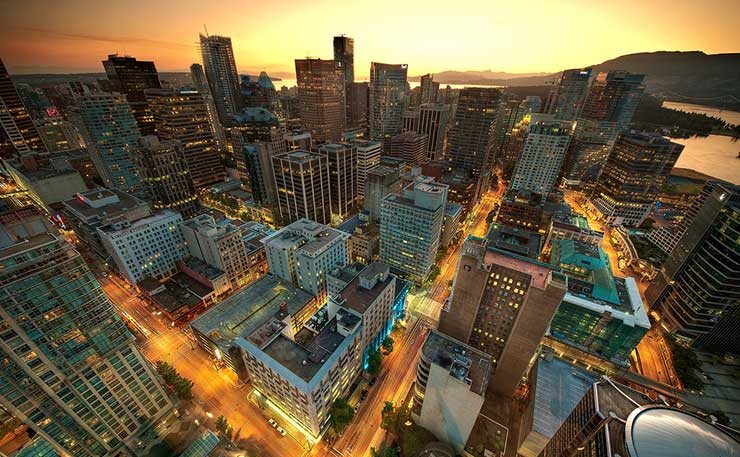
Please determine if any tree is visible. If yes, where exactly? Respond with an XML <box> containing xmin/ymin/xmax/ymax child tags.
<box><xmin>367</xmin><ymin>349</ymin><xmax>382</xmax><ymax>376</ymax></box>
<box><xmin>380</xmin><ymin>401</ymin><xmax>410</xmax><ymax>437</ymax></box>
<box><xmin>155</xmin><ymin>360</ymin><xmax>194</xmax><ymax>400</ymax></box>
<box><xmin>329</xmin><ymin>398</ymin><xmax>354</xmax><ymax>433</ymax></box>
<box><xmin>371</xmin><ymin>444</ymin><xmax>399</xmax><ymax>457</ymax></box>
<box><xmin>381</xmin><ymin>337</ymin><xmax>394</xmax><ymax>356</ymax></box>
<box><xmin>215</xmin><ymin>415</ymin><xmax>234</xmax><ymax>441</ymax></box>
<box><xmin>173</xmin><ymin>378</ymin><xmax>194</xmax><ymax>400</ymax></box>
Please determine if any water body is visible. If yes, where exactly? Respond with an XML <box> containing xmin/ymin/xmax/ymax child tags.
<box><xmin>274</xmin><ymin>79</ymin><xmax>500</xmax><ymax>90</ymax></box>
<box><xmin>662</xmin><ymin>101</ymin><xmax>740</xmax><ymax>126</ymax></box>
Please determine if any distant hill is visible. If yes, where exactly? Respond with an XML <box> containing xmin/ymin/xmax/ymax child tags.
<box><xmin>409</xmin><ymin>69</ymin><xmax>550</xmax><ymax>83</ymax></box>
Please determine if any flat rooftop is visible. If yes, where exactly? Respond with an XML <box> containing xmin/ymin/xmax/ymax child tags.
<box><xmin>0</xmin><ymin>232</ymin><xmax>56</xmax><ymax>259</ymax></box>
<box><xmin>63</xmin><ymin>188</ymin><xmax>147</xmax><ymax>220</ymax></box>
<box><xmin>422</xmin><ymin>330</ymin><xmax>491</xmax><ymax>397</ymax></box>
<box><xmin>273</xmin><ymin>150</ymin><xmax>324</xmax><ymax>164</ymax></box>
<box><xmin>482</xmin><ymin>243</ymin><xmax>560</xmax><ymax>290</ymax></box>
<box><xmin>190</xmin><ymin>274</ymin><xmax>314</xmax><ymax>350</ymax></box>
<box><xmin>262</xmin><ymin>218</ymin><xmax>346</xmax><ymax>258</ymax></box>
<box><xmin>338</xmin><ymin>262</ymin><xmax>394</xmax><ymax>314</ymax></box>
<box><xmin>181</xmin><ymin>257</ymin><xmax>225</xmax><ymax>281</ymax></box>
<box><xmin>486</xmin><ymin>223</ymin><xmax>542</xmax><ymax>260</ymax></box>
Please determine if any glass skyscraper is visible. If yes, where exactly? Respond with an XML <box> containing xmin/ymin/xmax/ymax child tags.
<box><xmin>369</xmin><ymin>62</ymin><xmax>408</xmax><ymax>143</ymax></box>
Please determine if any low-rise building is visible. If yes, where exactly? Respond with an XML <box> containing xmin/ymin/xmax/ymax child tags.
<box><xmin>179</xmin><ymin>257</ymin><xmax>231</xmax><ymax>297</ymax></box>
<box><xmin>326</xmin><ymin>262</ymin><xmax>365</xmax><ymax>298</ymax></box>
<box><xmin>5</xmin><ymin>162</ymin><xmax>87</xmax><ymax>212</ymax></box>
<box><xmin>543</xmin><ymin>212</ymin><xmax>604</xmax><ymax>251</ymax></box>
<box><xmin>496</xmin><ymin>190</ymin><xmax>544</xmax><ymax>232</ymax></box>
<box><xmin>486</xmin><ymin>222</ymin><xmax>542</xmax><ymax>260</ymax></box>
<box><xmin>442</xmin><ymin>202</ymin><xmax>462</xmax><ymax>247</ymax></box>
<box><xmin>138</xmin><ymin>272</ymin><xmax>216</xmax><ymax>322</ymax></box>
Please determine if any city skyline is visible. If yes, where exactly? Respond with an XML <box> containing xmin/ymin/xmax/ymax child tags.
<box><xmin>2</xmin><ymin>0</ymin><xmax>739</xmax><ymax>76</ymax></box>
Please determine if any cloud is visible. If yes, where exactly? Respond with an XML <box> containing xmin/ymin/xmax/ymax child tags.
<box><xmin>17</xmin><ymin>27</ymin><xmax>192</xmax><ymax>50</ymax></box>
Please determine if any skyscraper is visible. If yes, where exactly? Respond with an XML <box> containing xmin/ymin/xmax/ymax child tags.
<box><xmin>272</xmin><ymin>150</ymin><xmax>332</xmax><ymax>225</ymax></box>
<box><xmin>446</xmin><ymin>87</ymin><xmax>502</xmax><ymax>180</ymax></box>
<box><xmin>419</xmin><ymin>73</ymin><xmax>440</xmax><ymax>105</ymax></box>
<box><xmin>544</xmin><ymin>67</ymin><xmax>592</xmax><ymax>121</ymax></box>
<box><xmin>78</xmin><ymin>93</ymin><xmax>143</xmax><ymax>192</ymax></box>
<box><xmin>333</xmin><ymin>35</ymin><xmax>354</xmax><ymax>125</ymax></box>
<box><xmin>369</xmin><ymin>62</ymin><xmax>408</xmax><ymax>143</ymax></box>
<box><xmin>350</xmin><ymin>81</ymin><xmax>369</xmax><ymax>130</ymax></box>
<box><xmin>354</xmin><ymin>139</ymin><xmax>382</xmax><ymax>198</ymax></box>
<box><xmin>199</xmin><ymin>34</ymin><xmax>242</xmax><ymax>126</ymax></box>
<box><xmin>646</xmin><ymin>182</ymin><xmax>740</xmax><ymax>355</ymax></box>
<box><xmin>295</xmin><ymin>58</ymin><xmax>345</xmax><ymax>143</ymax></box>
<box><xmin>589</xmin><ymin>131</ymin><xmax>683</xmax><ymax>226</ymax></box>
<box><xmin>489</xmin><ymin>98</ymin><xmax>528</xmax><ymax>178</ymax></box>
<box><xmin>190</xmin><ymin>63</ymin><xmax>228</xmax><ymax>150</ymax></box>
<box><xmin>417</xmin><ymin>103</ymin><xmax>449</xmax><ymax>160</ymax></box>
<box><xmin>364</xmin><ymin>165</ymin><xmax>401</xmax><ymax>221</ymax></box>
<box><xmin>102</xmin><ymin>54</ymin><xmax>162</xmax><ymax>136</ymax></box>
<box><xmin>0</xmin><ymin>206</ymin><xmax>172</xmax><ymax>456</ymax></box>
<box><xmin>389</xmin><ymin>131</ymin><xmax>427</xmax><ymax>166</ymax></box>
<box><xmin>320</xmin><ymin>143</ymin><xmax>358</xmax><ymax>218</ymax></box>
<box><xmin>0</xmin><ymin>58</ymin><xmax>45</xmax><ymax>158</ymax></box>
<box><xmin>145</xmin><ymin>88</ymin><xmax>226</xmax><ymax>187</ymax></box>
<box><xmin>509</xmin><ymin>115</ymin><xmax>572</xmax><ymax>196</ymax></box>
<box><xmin>133</xmin><ymin>136</ymin><xmax>199</xmax><ymax>218</ymax></box>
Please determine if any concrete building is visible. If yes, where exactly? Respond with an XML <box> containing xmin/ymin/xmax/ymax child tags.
<box><xmin>496</xmin><ymin>190</ymin><xmax>545</xmax><ymax>232</ymax></box>
<box><xmin>146</xmin><ymin>88</ymin><xmax>226</xmax><ymax>188</ymax></box>
<box><xmin>543</xmin><ymin>212</ymin><xmax>604</xmax><ymax>250</ymax></box>
<box><xmin>326</xmin><ymin>262</ymin><xmax>365</xmax><ymax>298</ymax></box>
<box><xmin>389</xmin><ymin>131</ymin><xmax>427</xmax><ymax>166</ymax></box>
<box><xmin>199</xmin><ymin>34</ymin><xmax>242</xmax><ymax>125</ymax></box>
<box><xmin>344</xmin><ymin>212</ymin><xmax>380</xmax><ymax>263</ymax></box>
<box><xmin>133</xmin><ymin>136</ymin><xmax>199</xmax><ymax>218</ymax></box>
<box><xmin>486</xmin><ymin>222</ymin><xmax>542</xmax><ymax>260</ymax></box>
<box><xmin>62</xmin><ymin>188</ymin><xmax>151</xmax><ymax>258</ymax></box>
<box><xmin>510</xmin><ymin>115</ymin><xmax>571</xmax><ymax>196</ymax></box>
<box><xmin>98</xmin><ymin>209</ymin><xmax>188</xmax><ymax>284</ymax></box>
<box><xmin>285</xmin><ymin>128</ymin><xmax>313</xmax><ymax>151</ymax></box>
<box><xmin>77</xmin><ymin>93</ymin><xmax>142</xmax><ymax>193</ymax></box>
<box><xmin>380</xmin><ymin>179</ymin><xmax>448</xmax><ymax>282</ymax></box>
<box><xmin>589</xmin><ymin>131</ymin><xmax>684</xmax><ymax>227</ymax></box>
<box><xmin>0</xmin><ymin>206</ymin><xmax>172</xmax><ymax>456</ymax></box>
<box><xmin>438</xmin><ymin>237</ymin><xmax>567</xmax><ymax>397</ymax></box>
<box><xmin>364</xmin><ymin>165</ymin><xmax>401</xmax><ymax>221</ymax></box>
<box><xmin>369</xmin><ymin>62</ymin><xmax>408</xmax><ymax>143</ymax></box>
<box><xmin>4</xmin><ymin>162</ymin><xmax>87</xmax><ymax>212</ymax></box>
<box><xmin>544</xmin><ymin>68</ymin><xmax>592</xmax><ymax>121</ymax></box>
<box><xmin>547</xmin><ymin>239</ymin><xmax>650</xmax><ymax>365</ymax></box>
<box><xmin>272</xmin><ymin>150</ymin><xmax>332</xmax><ymax>225</ymax></box>
<box><xmin>190</xmin><ymin>63</ymin><xmax>228</xmax><ymax>150</ymax></box>
<box><xmin>320</xmin><ymin>143</ymin><xmax>358</xmax><ymax>218</ymax></box>
<box><xmin>101</xmin><ymin>54</ymin><xmax>161</xmax><ymax>136</ymax></box>
<box><xmin>333</xmin><ymin>35</ymin><xmax>354</xmax><ymax>127</ymax></box>
<box><xmin>413</xmin><ymin>330</ymin><xmax>492</xmax><ymax>454</ymax></box>
<box><xmin>295</xmin><ymin>58</ymin><xmax>345</xmax><ymax>143</ymax></box>
<box><xmin>417</xmin><ymin>103</ymin><xmax>449</xmax><ymax>160</ymax></box>
<box><xmin>261</xmin><ymin>218</ymin><xmax>349</xmax><ymax>303</ymax></box>
<box><xmin>181</xmin><ymin>214</ymin><xmax>253</xmax><ymax>291</ymax></box>
<box><xmin>349</xmin><ymin>81</ymin><xmax>369</xmax><ymax>130</ymax></box>
<box><xmin>0</xmin><ymin>58</ymin><xmax>45</xmax><ymax>158</ymax></box>
<box><xmin>354</xmin><ymin>139</ymin><xmax>381</xmax><ymax>198</ymax></box>
<box><xmin>442</xmin><ymin>202</ymin><xmax>462</xmax><ymax>247</ymax></box>
<box><xmin>36</xmin><ymin>118</ymin><xmax>81</xmax><ymax>152</ymax></box>
<box><xmin>419</xmin><ymin>73</ymin><xmax>440</xmax><ymax>105</ymax></box>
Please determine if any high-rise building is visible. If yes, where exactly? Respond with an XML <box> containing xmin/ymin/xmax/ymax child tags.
<box><xmin>349</xmin><ymin>81</ymin><xmax>369</xmax><ymax>129</ymax></box>
<box><xmin>369</xmin><ymin>62</ymin><xmax>408</xmax><ymax>143</ymax></box>
<box><xmin>272</xmin><ymin>150</ymin><xmax>332</xmax><ymax>225</ymax></box>
<box><xmin>133</xmin><ymin>136</ymin><xmax>199</xmax><ymax>218</ymax></box>
<box><xmin>190</xmin><ymin>63</ymin><xmax>228</xmax><ymax>150</ymax></box>
<box><xmin>417</xmin><ymin>103</ymin><xmax>449</xmax><ymax>160</ymax></box>
<box><xmin>145</xmin><ymin>88</ymin><xmax>225</xmax><ymax>187</ymax></box>
<box><xmin>509</xmin><ymin>115</ymin><xmax>572</xmax><ymax>196</ymax></box>
<box><xmin>389</xmin><ymin>131</ymin><xmax>427</xmax><ymax>166</ymax></box>
<box><xmin>101</xmin><ymin>54</ymin><xmax>161</xmax><ymax>135</ymax></box>
<box><xmin>36</xmin><ymin>118</ymin><xmax>80</xmax><ymax>152</ymax></box>
<box><xmin>646</xmin><ymin>183</ymin><xmax>740</xmax><ymax>355</ymax></box>
<box><xmin>380</xmin><ymin>178</ymin><xmax>448</xmax><ymax>282</ymax></box>
<box><xmin>0</xmin><ymin>206</ymin><xmax>172</xmax><ymax>456</ymax></box>
<box><xmin>199</xmin><ymin>34</ymin><xmax>242</xmax><ymax>126</ymax></box>
<box><xmin>364</xmin><ymin>165</ymin><xmax>401</xmax><ymax>221</ymax></box>
<box><xmin>489</xmin><ymin>98</ymin><xmax>528</xmax><ymax>177</ymax></box>
<box><xmin>419</xmin><ymin>73</ymin><xmax>440</xmax><ymax>105</ymax></box>
<box><xmin>295</xmin><ymin>58</ymin><xmax>345</xmax><ymax>143</ymax></box>
<box><xmin>320</xmin><ymin>143</ymin><xmax>358</xmax><ymax>218</ymax></box>
<box><xmin>438</xmin><ymin>237</ymin><xmax>567</xmax><ymax>397</ymax></box>
<box><xmin>333</xmin><ymin>35</ymin><xmax>354</xmax><ymax>124</ymax></box>
<box><xmin>78</xmin><ymin>93</ymin><xmax>142</xmax><ymax>192</ymax></box>
<box><xmin>544</xmin><ymin>68</ymin><xmax>592</xmax><ymax>121</ymax></box>
<box><xmin>0</xmin><ymin>59</ymin><xmax>45</xmax><ymax>158</ymax></box>
<box><xmin>589</xmin><ymin>131</ymin><xmax>683</xmax><ymax>227</ymax></box>
<box><xmin>354</xmin><ymin>139</ymin><xmax>382</xmax><ymax>198</ymax></box>
<box><xmin>446</xmin><ymin>87</ymin><xmax>502</xmax><ymax>180</ymax></box>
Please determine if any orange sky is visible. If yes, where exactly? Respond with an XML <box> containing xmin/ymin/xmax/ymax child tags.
<box><xmin>1</xmin><ymin>0</ymin><xmax>738</xmax><ymax>77</ymax></box>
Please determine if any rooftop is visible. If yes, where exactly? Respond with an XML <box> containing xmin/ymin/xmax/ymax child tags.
<box><xmin>63</xmin><ymin>188</ymin><xmax>148</xmax><ymax>220</ymax></box>
<box><xmin>337</xmin><ymin>262</ymin><xmax>394</xmax><ymax>314</ymax></box>
<box><xmin>552</xmin><ymin>239</ymin><xmax>619</xmax><ymax>305</ymax></box>
<box><xmin>481</xmin><ymin>242</ymin><xmax>560</xmax><ymax>290</ymax></box>
<box><xmin>262</xmin><ymin>218</ymin><xmax>347</xmax><ymax>258</ymax></box>
<box><xmin>181</xmin><ymin>257</ymin><xmax>225</xmax><ymax>281</ymax></box>
<box><xmin>138</xmin><ymin>273</ymin><xmax>212</xmax><ymax>313</ymax></box>
<box><xmin>273</xmin><ymin>149</ymin><xmax>324</xmax><ymax>164</ymax></box>
<box><xmin>445</xmin><ymin>202</ymin><xmax>463</xmax><ymax>218</ymax></box>
<box><xmin>486</xmin><ymin>223</ymin><xmax>542</xmax><ymax>260</ymax></box>
<box><xmin>422</xmin><ymin>330</ymin><xmax>491</xmax><ymax>397</ymax></box>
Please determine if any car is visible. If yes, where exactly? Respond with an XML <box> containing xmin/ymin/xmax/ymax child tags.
<box><xmin>368</xmin><ymin>377</ymin><xmax>377</xmax><ymax>386</ymax></box>
<box><xmin>276</xmin><ymin>427</ymin><xmax>287</xmax><ymax>437</ymax></box>
<box><xmin>360</xmin><ymin>390</ymin><xmax>368</xmax><ymax>401</ymax></box>
<box><xmin>100</xmin><ymin>272</ymin><xmax>108</xmax><ymax>278</ymax></box>
<box><xmin>354</xmin><ymin>403</ymin><xmax>361</xmax><ymax>413</ymax></box>
<box><xmin>268</xmin><ymin>418</ymin><xmax>277</xmax><ymax>428</ymax></box>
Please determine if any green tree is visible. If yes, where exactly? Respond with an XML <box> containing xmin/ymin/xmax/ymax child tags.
<box><xmin>381</xmin><ymin>337</ymin><xmax>394</xmax><ymax>355</ymax></box>
<box><xmin>155</xmin><ymin>360</ymin><xmax>194</xmax><ymax>400</ymax></box>
<box><xmin>329</xmin><ymin>398</ymin><xmax>354</xmax><ymax>433</ymax></box>
<box><xmin>380</xmin><ymin>401</ymin><xmax>410</xmax><ymax>437</ymax></box>
<box><xmin>173</xmin><ymin>378</ymin><xmax>194</xmax><ymax>400</ymax></box>
<box><xmin>371</xmin><ymin>444</ymin><xmax>399</xmax><ymax>457</ymax></box>
<box><xmin>367</xmin><ymin>349</ymin><xmax>382</xmax><ymax>376</ymax></box>
<box><xmin>215</xmin><ymin>415</ymin><xmax>234</xmax><ymax>441</ymax></box>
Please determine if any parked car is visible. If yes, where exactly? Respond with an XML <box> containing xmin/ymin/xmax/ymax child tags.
<box><xmin>369</xmin><ymin>377</ymin><xmax>377</xmax><ymax>386</ymax></box>
<box><xmin>354</xmin><ymin>403</ymin><xmax>361</xmax><ymax>413</ymax></box>
<box><xmin>360</xmin><ymin>389</ymin><xmax>368</xmax><ymax>401</ymax></box>
<box><xmin>268</xmin><ymin>418</ymin><xmax>277</xmax><ymax>428</ymax></box>
<box><xmin>276</xmin><ymin>427</ymin><xmax>287</xmax><ymax>437</ymax></box>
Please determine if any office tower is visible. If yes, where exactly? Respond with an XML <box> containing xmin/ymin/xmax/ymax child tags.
<box><xmin>544</xmin><ymin>68</ymin><xmax>592</xmax><ymax>121</ymax></box>
<box><xmin>199</xmin><ymin>34</ymin><xmax>242</xmax><ymax>125</ymax></box>
<box><xmin>320</xmin><ymin>143</ymin><xmax>358</xmax><ymax>218</ymax></box>
<box><xmin>588</xmin><ymin>131</ymin><xmax>683</xmax><ymax>227</ymax></box>
<box><xmin>182</xmin><ymin>214</ymin><xmax>253</xmax><ymax>291</ymax></box>
<box><xmin>272</xmin><ymin>150</ymin><xmax>332</xmax><ymax>225</ymax></box>
<box><xmin>413</xmin><ymin>330</ymin><xmax>491</xmax><ymax>453</ymax></box>
<box><xmin>417</xmin><ymin>103</ymin><xmax>449</xmax><ymax>160</ymax></box>
<box><xmin>401</xmin><ymin>109</ymin><xmax>419</xmax><ymax>133</ymax></box>
<box><xmin>36</xmin><ymin>118</ymin><xmax>80</xmax><ymax>152</ymax></box>
<box><xmin>262</xmin><ymin>218</ymin><xmax>349</xmax><ymax>301</ymax></box>
<box><xmin>540</xmin><ymin>376</ymin><xmax>739</xmax><ymax>457</ymax></box>
<box><xmin>509</xmin><ymin>115</ymin><xmax>572</xmax><ymax>196</ymax></box>
<box><xmin>380</xmin><ymin>179</ymin><xmax>448</xmax><ymax>282</ymax></box>
<box><xmin>389</xmin><ymin>131</ymin><xmax>427</xmax><ymax>166</ymax></box>
<box><xmin>285</xmin><ymin>128</ymin><xmax>313</xmax><ymax>151</ymax></box>
<box><xmin>239</xmin><ymin>72</ymin><xmax>282</xmax><ymax>115</ymax></box>
<box><xmin>646</xmin><ymin>183</ymin><xmax>740</xmax><ymax>355</ymax></box>
<box><xmin>350</xmin><ymin>81</ymin><xmax>369</xmax><ymax>129</ymax></box>
<box><xmin>563</xmin><ymin>71</ymin><xmax>645</xmax><ymax>183</ymax></box>
<box><xmin>446</xmin><ymin>87</ymin><xmax>502</xmax><ymax>179</ymax></box>
<box><xmin>369</xmin><ymin>62</ymin><xmax>408</xmax><ymax>142</ymax></box>
<box><xmin>354</xmin><ymin>139</ymin><xmax>382</xmax><ymax>198</ymax></box>
<box><xmin>0</xmin><ymin>58</ymin><xmax>45</xmax><ymax>158</ymax></box>
<box><xmin>0</xmin><ymin>206</ymin><xmax>172</xmax><ymax>456</ymax></box>
<box><xmin>190</xmin><ymin>63</ymin><xmax>228</xmax><ymax>150</ymax></box>
<box><xmin>547</xmin><ymin>239</ymin><xmax>650</xmax><ymax>365</ymax></box>
<box><xmin>365</xmin><ymin>165</ymin><xmax>401</xmax><ymax>221</ymax></box>
<box><xmin>101</xmin><ymin>54</ymin><xmax>161</xmax><ymax>135</ymax></box>
<box><xmin>489</xmin><ymin>98</ymin><xmax>527</xmax><ymax>175</ymax></box>
<box><xmin>78</xmin><ymin>93</ymin><xmax>142</xmax><ymax>192</ymax></box>
<box><xmin>99</xmin><ymin>209</ymin><xmax>188</xmax><ymax>283</ymax></box>
<box><xmin>294</xmin><ymin>58</ymin><xmax>345</xmax><ymax>143</ymax></box>
<box><xmin>419</xmin><ymin>73</ymin><xmax>440</xmax><ymax>105</ymax></box>
<box><xmin>145</xmin><ymin>88</ymin><xmax>225</xmax><ymax>187</ymax></box>
<box><xmin>438</xmin><ymin>237</ymin><xmax>567</xmax><ymax>397</ymax></box>
<box><xmin>333</xmin><ymin>35</ymin><xmax>354</xmax><ymax>123</ymax></box>
<box><xmin>133</xmin><ymin>136</ymin><xmax>199</xmax><ymax>218</ymax></box>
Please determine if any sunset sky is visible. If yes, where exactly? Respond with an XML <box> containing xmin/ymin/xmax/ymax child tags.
<box><xmin>1</xmin><ymin>0</ymin><xmax>738</xmax><ymax>78</ymax></box>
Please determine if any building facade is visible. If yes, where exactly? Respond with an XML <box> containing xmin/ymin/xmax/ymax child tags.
<box><xmin>101</xmin><ymin>54</ymin><xmax>161</xmax><ymax>136</ymax></box>
<box><xmin>0</xmin><ymin>58</ymin><xmax>45</xmax><ymax>158</ymax></box>
<box><xmin>199</xmin><ymin>34</ymin><xmax>242</xmax><ymax>126</ymax></box>
<box><xmin>272</xmin><ymin>150</ymin><xmax>332</xmax><ymax>225</ymax></box>
<box><xmin>544</xmin><ymin>68</ymin><xmax>591</xmax><ymax>121</ymax></box>
<box><xmin>369</xmin><ymin>62</ymin><xmax>408</xmax><ymax>143</ymax></box>
<box><xmin>389</xmin><ymin>131</ymin><xmax>426</xmax><ymax>166</ymax></box>
<box><xmin>295</xmin><ymin>58</ymin><xmax>345</xmax><ymax>143</ymax></box>
<box><xmin>320</xmin><ymin>143</ymin><xmax>358</xmax><ymax>218</ymax></box>
<box><xmin>509</xmin><ymin>115</ymin><xmax>571</xmax><ymax>196</ymax></box>
<box><xmin>354</xmin><ymin>139</ymin><xmax>381</xmax><ymax>198</ymax></box>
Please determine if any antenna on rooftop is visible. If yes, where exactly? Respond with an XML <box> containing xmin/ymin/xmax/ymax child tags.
<box><xmin>203</xmin><ymin>24</ymin><xmax>209</xmax><ymax>37</ymax></box>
